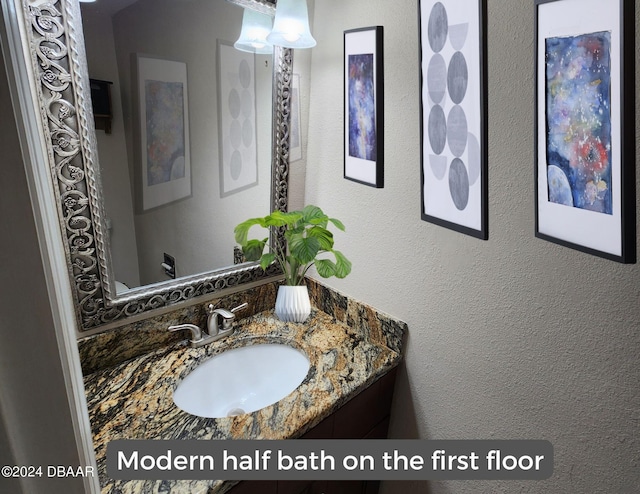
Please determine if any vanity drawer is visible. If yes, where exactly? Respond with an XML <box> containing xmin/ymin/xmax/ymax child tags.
<box><xmin>333</xmin><ymin>367</ymin><xmax>397</xmax><ymax>439</ymax></box>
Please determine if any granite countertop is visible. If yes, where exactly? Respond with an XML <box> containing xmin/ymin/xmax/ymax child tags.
<box><xmin>84</xmin><ymin>306</ymin><xmax>405</xmax><ymax>494</ymax></box>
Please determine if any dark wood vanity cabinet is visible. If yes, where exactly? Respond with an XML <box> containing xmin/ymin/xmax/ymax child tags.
<box><xmin>230</xmin><ymin>367</ymin><xmax>397</xmax><ymax>494</ymax></box>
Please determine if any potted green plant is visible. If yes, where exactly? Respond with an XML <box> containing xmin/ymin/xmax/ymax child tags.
<box><xmin>234</xmin><ymin>205</ymin><xmax>351</xmax><ymax>322</ymax></box>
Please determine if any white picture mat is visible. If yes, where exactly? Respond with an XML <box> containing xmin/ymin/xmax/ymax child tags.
<box><xmin>344</xmin><ymin>28</ymin><xmax>379</xmax><ymax>185</ymax></box>
<box><xmin>536</xmin><ymin>0</ymin><xmax>623</xmax><ymax>256</ymax></box>
<box><xmin>137</xmin><ymin>56</ymin><xmax>191</xmax><ymax>211</ymax></box>
<box><xmin>218</xmin><ymin>41</ymin><xmax>258</xmax><ymax>197</ymax></box>
<box><xmin>420</xmin><ymin>0</ymin><xmax>483</xmax><ymax>231</ymax></box>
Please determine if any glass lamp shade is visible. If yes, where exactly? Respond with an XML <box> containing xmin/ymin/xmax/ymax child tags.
<box><xmin>266</xmin><ymin>0</ymin><xmax>316</xmax><ymax>49</ymax></box>
<box><xmin>234</xmin><ymin>9</ymin><xmax>274</xmax><ymax>54</ymax></box>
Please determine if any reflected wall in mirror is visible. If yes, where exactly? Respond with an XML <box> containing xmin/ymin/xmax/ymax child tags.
<box><xmin>80</xmin><ymin>0</ymin><xmax>274</xmax><ymax>291</ymax></box>
<box><xmin>14</xmin><ymin>0</ymin><xmax>292</xmax><ymax>331</ymax></box>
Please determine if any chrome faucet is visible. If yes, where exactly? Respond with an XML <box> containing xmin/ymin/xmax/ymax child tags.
<box><xmin>207</xmin><ymin>302</ymin><xmax>248</xmax><ymax>337</ymax></box>
<box><xmin>168</xmin><ymin>302</ymin><xmax>248</xmax><ymax>348</ymax></box>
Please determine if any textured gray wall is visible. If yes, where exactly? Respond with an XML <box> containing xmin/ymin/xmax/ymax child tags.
<box><xmin>0</xmin><ymin>43</ymin><xmax>85</xmax><ymax>493</ymax></box>
<box><xmin>305</xmin><ymin>1</ymin><xmax>640</xmax><ymax>492</ymax></box>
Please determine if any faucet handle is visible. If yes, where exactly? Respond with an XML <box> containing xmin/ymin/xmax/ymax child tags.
<box><xmin>168</xmin><ymin>323</ymin><xmax>203</xmax><ymax>343</ymax></box>
<box><xmin>231</xmin><ymin>302</ymin><xmax>248</xmax><ymax>314</ymax></box>
<box><xmin>223</xmin><ymin>302</ymin><xmax>248</xmax><ymax>328</ymax></box>
<box><xmin>206</xmin><ymin>302</ymin><xmax>247</xmax><ymax>318</ymax></box>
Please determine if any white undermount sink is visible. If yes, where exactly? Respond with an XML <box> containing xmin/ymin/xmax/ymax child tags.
<box><xmin>172</xmin><ymin>343</ymin><xmax>310</xmax><ymax>418</ymax></box>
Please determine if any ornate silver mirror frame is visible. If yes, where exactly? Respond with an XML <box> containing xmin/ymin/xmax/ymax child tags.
<box><xmin>14</xmin><ymin>0</ymin><xmax>291</xmax><ymax>331</ymax></box>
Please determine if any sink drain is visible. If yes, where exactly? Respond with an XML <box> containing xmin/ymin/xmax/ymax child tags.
<box><xmin>227</xmin><ymin>407</ymin><xmax>245</xmax><ymax>417</ymax></box>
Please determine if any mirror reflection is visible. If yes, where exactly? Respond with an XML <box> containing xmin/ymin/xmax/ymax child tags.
<box><xmin>80</xmin><ymin>0</ymin><xmax>273</xmax><ymax>293</ymax></box>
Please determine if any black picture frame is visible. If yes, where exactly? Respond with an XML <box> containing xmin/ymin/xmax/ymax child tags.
<box><xmin>344</xmin><ymin>26</ymin><xmax>384</xmax><ymax>188</ymax></box>
<box><xmin>418</xmin><ymin>0</ymin><xmax>488</xmax><ymax>240</ymax></box>
<box><xmin>534</xmin><ymin>0</ymin><xmax>635</xmax><ymax>263</ymax></box>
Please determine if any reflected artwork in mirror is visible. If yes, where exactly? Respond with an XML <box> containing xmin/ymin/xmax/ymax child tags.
<box><xmin>13</xmin><ymin>0</ymin><xmax>292</xmax><ymax>331</ymax></box>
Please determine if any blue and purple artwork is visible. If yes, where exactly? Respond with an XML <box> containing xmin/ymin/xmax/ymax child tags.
<box><xmin>145</xmin><ymin>80</ymin><xmax>186</xmax><ymax>186</ymax></box>
<box><xmin>545</xmin><ymin>31</ymin><xmax>612</xmax><ymax>215</ymax></box>
<box><xmin>348</xmin><ymin>54</ymin><xmax>377</xmax><ymax>161</ymax></box>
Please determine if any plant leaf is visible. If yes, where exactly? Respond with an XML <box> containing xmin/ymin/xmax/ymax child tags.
<box><xmin>333</xmin><ymin>250</ymin><xmax>352</xmax><ymax>278</ymax></box>
<box><xmin>307</xmin><ymin>226</ymin><xmax>334</xmax><ymax>251</ymax></box>
<box><xmin>284</xmin><ymin>225</ymin><xmax>305</xmax><ymax>242</ymax></box>
<box><xmin>242</xmin><ymin>238</ymin><xmax>268</xmax><ymax>261</ymax></box>
<box><xmin>233</xmin><ymin>220</ymin><xmax>253</xmax><ymax>245</ymax></box>
<box><xmin>259</xmin><ymin>252</ymin><xmax>276</xmax><ymax>270</ymax></box>
<box><xmin>289</xmin><ymin>234</ymin><xmax>320</xmax><ymax>264</ymax></box>
<box><xmin>328</xmin><ymin>217</ymin><xmax>346</xmax><ymax>231</ymax></box>
<box><xmin>266</xmin><ymin>210</ymin><xmax>302</xmax><ymax>227</ymax></box>
<box><xmin>302</xmin><ymin>205</ymin><xmax>328</xmax><ymax>226</ymax></box>
<box><xmin>234</xmin><ymin>217</ymin><xmax>267</xmax><ymax>244</ymax></box>
<box><xmin>315</xmin><ymin>258</ymin><xmax>337</xmax><ymax>278</ymax></box>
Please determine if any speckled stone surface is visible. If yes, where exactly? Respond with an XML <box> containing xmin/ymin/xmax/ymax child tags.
<box><xmin>306</xmin><ymin>279</ymin><xmax>405</xmax><ymax>356</ymax></box>
<box><xmin>78</xmin><ymin>283</ymin><xmax>279</xmax><ymax>375</ymax></box>
<box><xmin>78</xmin><ymin>279</ymin><xmax>405</xmax><ymax>375</ymax></box>
<box><xmin>81</xmin><ymin>280</ymin><xmax>407</xmax><ymax>494</ymax></box>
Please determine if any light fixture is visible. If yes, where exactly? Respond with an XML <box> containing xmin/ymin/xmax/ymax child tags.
<box><xmin>234</xmin><ymin>8</ymin><xmax>274</xmax><ymax>54</ymax></box>
<box><xmin>266</xmin><ymin>0</ymin><xmax>316</xmax><ymax>49</ymax></box>
<box><xmin>78</xmin><ymin>0</ymin><xmax>97</xmax><ymax>3</ymax></box>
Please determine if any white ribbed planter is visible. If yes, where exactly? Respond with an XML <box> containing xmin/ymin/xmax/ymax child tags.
<box><xmin>275</xmin><ymin>285</ymin><xmax>311</xmax><ymax>323</ymax></box>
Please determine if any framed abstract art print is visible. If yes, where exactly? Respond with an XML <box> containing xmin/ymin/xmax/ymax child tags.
<box><xmin>535</xmin><ymin>0</ymin><xmax>635</xmax><ymax>263</ymax></box>
<box><xmin>344</xmin><ymin>26</ymin><xmax>384</xmax><ymax>188</ymax></box>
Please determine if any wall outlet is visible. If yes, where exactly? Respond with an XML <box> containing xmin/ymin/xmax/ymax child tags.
<box><xmin>163</xmin><ymin>253</ymin><xmax>176</xmax><ymax>279</ymax></box>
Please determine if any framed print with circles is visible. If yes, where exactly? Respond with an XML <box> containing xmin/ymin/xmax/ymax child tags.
<box><xmin>419</xmin><ymin>0</ymin><xmax>488</xmax><ymax>239</ymax></box>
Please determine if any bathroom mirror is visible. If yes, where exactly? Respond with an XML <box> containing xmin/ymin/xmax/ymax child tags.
<box><xmin>81</xmin><ymin>0</ymin><xmax>276</xmax><ymax>291</ymax></box>
<box><xmin>12</xmin><ymin>0</ymin><xmax>292</xmax><ymax>331</ymax></box>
